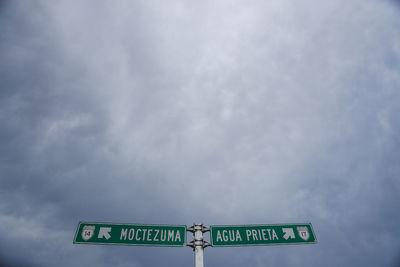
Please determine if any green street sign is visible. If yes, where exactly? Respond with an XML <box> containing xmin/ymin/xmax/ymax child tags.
<box><xmin>210</xmin><ymin>223</ymin><xmax>316</xmax><ymax>247</ymax></box>
<box><xmin>74</xmin><ymin>222</ymin><xmax>187</xmax><ymax>247</ymax></box>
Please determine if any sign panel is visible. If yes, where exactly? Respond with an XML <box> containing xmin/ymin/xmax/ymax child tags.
<box><xmin>210</xmin><ymin>223</ymin><xmax>316</xmax><ymax>247</ymax></box>
<box><xmin>74</xmin><ymin>222</ymin><xmax>186</xmax><ymax>247</ymax></box>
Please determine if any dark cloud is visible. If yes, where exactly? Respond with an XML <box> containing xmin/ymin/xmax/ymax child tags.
<box><xmin>0</xmin><ymin>0</ymin><xmax>399</xmax><ymax>266</ymax></box>
<box><xmin>0</xmin><ymin>0</ymin><xmax>9</xmax><ymax>13</ymax></box>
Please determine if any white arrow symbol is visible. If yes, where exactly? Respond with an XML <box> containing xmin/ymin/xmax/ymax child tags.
<box><xmin>282</xmin><ymin>228</ymin><xmax>295</xmax><ymax>240</ymax></box>
<box><xmin>98</xmin><ymin>227</ymin><xmax>112</xmax><ymax>240</ymax></box>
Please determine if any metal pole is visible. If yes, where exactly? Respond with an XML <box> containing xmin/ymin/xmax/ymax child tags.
<box><xmin>186</xmin><ymin>223</ymin><xmax>211</xmax><ymax>267</ymax></box>
<box><xmin>194</xmin><ymin>224</ymin><xmax>204</xmax><ymax>267</ymax></box>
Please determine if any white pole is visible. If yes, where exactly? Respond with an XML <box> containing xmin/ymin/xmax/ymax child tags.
<box><xmin>187</xmin><ymin>223</ymin><xmax>210</xmax><ymax>267</ymax></box>
<box><xmin>194</xmin><ymin>224</ymin><xmax>204</xmax><ymax>267</ymax></box>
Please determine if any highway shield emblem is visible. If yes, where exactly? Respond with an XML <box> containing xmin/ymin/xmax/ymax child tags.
<box><xmin>81</xmin><ymin>225</ymin><xmax>95</xmax><ymax>241</ymax></box>
<box><xmin>297</xmin><ymin>227</ymin><xmax>310</xmax><ymax>241</ymax></box>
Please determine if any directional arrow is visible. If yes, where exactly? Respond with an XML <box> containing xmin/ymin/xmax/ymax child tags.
<box><xmin>282</xmin><ymin>228</ymin><xmax>295</xmax><ymax>240</ymax></box>
<box><xmin>98</xmin><ymin>227</ymin><xmax>112</xmax><ymax>240</ymax></box>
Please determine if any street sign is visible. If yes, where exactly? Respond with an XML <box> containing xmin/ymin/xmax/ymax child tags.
<box><xmin>210</xmin><ymin>223</ymin><xmax>316</xmax><ymax>247</ymax></box>
<box><xmin>74</xmin><ymin>222</ymin><xmax>187</xmax><ymax>247</ymax></box>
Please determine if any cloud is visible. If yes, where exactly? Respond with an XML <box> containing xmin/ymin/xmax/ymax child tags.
<box><xmin>0</xmin><ymin>0</ymin><xmax>399</xmax><ymax>266</ymax></box>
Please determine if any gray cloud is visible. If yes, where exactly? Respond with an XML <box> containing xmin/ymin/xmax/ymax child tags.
<box><xmin>1</xmin><ymin>0</ymin><xmax>399</xmax><ymax>266</ymax></box>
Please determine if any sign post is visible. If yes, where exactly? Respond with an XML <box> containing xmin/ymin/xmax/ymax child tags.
<box><xmin>186</xmin><ymin>223</ymin><xmax>211</xmax><ymax>267</ymax></box>
<box><xmin>74</xmin><ymin>222</ymin><xmax>316</xmax><ymax>266</ymax></box>
<box><xmin>210</xmin><ymin>223</ymin><xmax>316</xmax><ymax>247</ymax></box>
<box><xmin>74</xmin><ymin>222</ymin><xmax>186</xmax><ymax>247</ymax></box>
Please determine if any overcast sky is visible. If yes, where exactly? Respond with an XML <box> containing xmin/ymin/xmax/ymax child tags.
<box><xmin>1</xmin><ymin>0</ymin><xmax>400</xmax><ymax>266</ymax></box>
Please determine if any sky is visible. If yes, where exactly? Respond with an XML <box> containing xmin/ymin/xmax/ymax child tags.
<box><xmin>0</xmin><ymin>0</ymin><xmax>400</xmax><ymax>266</ymax></box>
